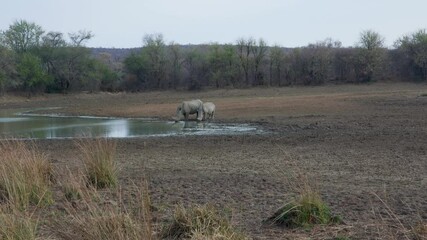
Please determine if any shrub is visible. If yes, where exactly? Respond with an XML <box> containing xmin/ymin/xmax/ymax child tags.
<box><xmin>0</xmin><ymin>140</ymin><xmax>53</xmax><ymax>210</ymax></box>
<box><xmin>77</xmin><ymin>138</ymin><xmax>118</xmax><ymax>188</ymax></box>
<box><xmin>162</xmin><ymin>204</ymin><xmax>246</xmax><ymax>240</ymax></box>
<box><xmin>267</xmin><ymin>190</ymin><xmax>338</xmax><ymax>228</ymax></box>
<box><xmin>265</xmin><ymin>155</ymin><xmax>340</xmax><ymax>228</ymax></box>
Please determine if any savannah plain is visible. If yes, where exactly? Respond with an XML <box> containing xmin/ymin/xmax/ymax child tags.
<box><xmin>1</xmin><ymin>82</ymin><xmax>427</xmax><ymax>239</ymax></box>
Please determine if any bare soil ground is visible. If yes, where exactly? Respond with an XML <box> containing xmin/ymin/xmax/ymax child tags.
<box><xmin>1</xmin><ymin>83</ymin><xmax>427</xmax><ymax>239</ymax></box>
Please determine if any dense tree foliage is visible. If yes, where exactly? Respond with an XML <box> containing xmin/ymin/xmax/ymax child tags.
<box><xmin>1</xmin><ymin>19</ymin><xmax>426</xmax><ymax>94</ymax></box>
<box><xmin>394</xmin><ymin>30</ymin><xmax>427</xmax><ymax>81</ymax></box>
<box><xmin>0</xmin><ymin>20</ymin><xmax>117</xmax><ymax>94</ymax></box>
<box><xmin>1</xmin><ymin>20</ymin><xmax>44</xmax><ymax>53</ymax></box>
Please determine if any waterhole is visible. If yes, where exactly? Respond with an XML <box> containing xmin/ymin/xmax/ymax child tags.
<box><xmin>0</xmin><ymin>109</ymin><xmax>259</xmax><ymax>139</ymax></box>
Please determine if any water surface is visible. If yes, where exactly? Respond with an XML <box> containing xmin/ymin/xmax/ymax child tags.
<box><xmin>0</xmin><ymin>109</ymin><xmax>259</xmax><ymax>139</ymax></box>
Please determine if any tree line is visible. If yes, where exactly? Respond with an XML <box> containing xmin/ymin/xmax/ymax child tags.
<box><xmin>1</xmin><ymin>20</ymin><xmax>427</xmax><ymax>94</ymax></box>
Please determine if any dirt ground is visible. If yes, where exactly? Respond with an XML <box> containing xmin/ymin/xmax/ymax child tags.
<box><xmin>1</xmin><ymin>83</ymin><xmax>427</xmax><ymax>239</ymax></box>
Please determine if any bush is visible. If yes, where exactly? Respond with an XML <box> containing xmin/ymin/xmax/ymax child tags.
<box><xmin>77</xmin><ymin>138</ymin><xmax>118</xmax><ymax>188</ymax></box>
<box><xmin>162</xmin><ymin>204</ymin><xmax>246</xmax><ymax>240</ymax></box>
<box><xmin>0</xmin><ymin>140</ymin><xmax>53</xmax><ymax>210</ymax></box>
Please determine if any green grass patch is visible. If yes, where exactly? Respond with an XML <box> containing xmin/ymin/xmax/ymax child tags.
<box><xmin>268</xmin><ymin>191</ymin><xmax>339</xmax><ymax>228</ymax></box>
<box><xmin>77</xmin><ymin>138</ymin><xmax>118</xmax><ymax>189</ymax></box>
<box><xmin>162</xmin><ymin>204</ymin><xmax>246</xmax><ymax>240</ymax></box>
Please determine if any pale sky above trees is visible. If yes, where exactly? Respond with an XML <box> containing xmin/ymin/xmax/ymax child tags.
<box><xmin>1</xmin><ymin>0</ymin><xmax>426</xmax><ymax>48</ymax></box>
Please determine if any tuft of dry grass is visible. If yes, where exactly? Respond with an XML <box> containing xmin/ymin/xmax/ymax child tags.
<box><xmin>55</xmin><ymin>180</ymin><xmax>154</xmax><ymax>240</ymax></box>
<box><xmin>0</xmin><ymin>206</ymin><xmax>37</xmax><ymax>240</ymax></box>
<box><xmin>0</xmin><ymin>140</ymin><xmax>53</xmax><ymax>210</ymax></box>
<box><xmin>76</xmin><ymin>138</ymin><xmax>118</xmax><ymax>189</ymax></box>
<box><xmin>371</xmin><ymin>192</ymin><xmax>427</xmax><ymax>240</ymax></box>
<box><xmin>413</xmin><ymin>222</ymin><xmax>427</xmax><ymax>239</ymax></box>
<box><xmin>162</xmin><ymin>204</ymin><xmax>246</xmax><ymax>240</ymax></box>
<box><xmin>60</xmin><ymin>167</ymin><xmax>87</xmax><ymax>201</ymax></box>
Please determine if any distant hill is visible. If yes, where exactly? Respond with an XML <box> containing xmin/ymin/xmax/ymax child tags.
<box><xmin>90</xmin><ymin>47</ymin><xmax>141</xmax><ymax>62</ymax></box>
<box><xmin>90</xmin><ymin>45</ymin><xmax>294</xmax><ymax>62</ymax></box>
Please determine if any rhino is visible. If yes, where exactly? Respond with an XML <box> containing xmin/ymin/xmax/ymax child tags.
<box><xmin>174</xmin><ymin>99</ymin><xmax>204</xmax><ymax>121</ymax></box>
<box><xmin>203</xmin><ymin>102</ymin><xmax>215</xmax><ymax>120</ymax></box>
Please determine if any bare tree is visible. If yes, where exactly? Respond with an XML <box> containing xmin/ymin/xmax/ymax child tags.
<box><xmin>269</xmin><ymin>45</ymin><xmax>285</xmax><ymax>86</ymax></box>
<box><xmin>236</xmin><ymin>37</ymin><xmax>255</xmax><ymax>86</ymax></box>
<box><xmin>69</xmin><ymin>30</ymin><xmax>93</xmax><ymax>47</ymax></box>
<box><xmin>168</xmin><ymin>42</ymin><xmax>183</xmax><ymax>89</ymax></box>
<box><xmin>251</xmin><ymin>38</ymin><xmax>268</xmax><ymax>85</ymax></box>
<box><xmin>142</xmin><ymin>33</ymin><xmax>167</xmax><ymax>88</ymax></box>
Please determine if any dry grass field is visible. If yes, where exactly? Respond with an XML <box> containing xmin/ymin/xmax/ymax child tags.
<box><xmin>1</xmin><ymin>82</ymin><xmax>427</xmax><ymax>239</ymax></box>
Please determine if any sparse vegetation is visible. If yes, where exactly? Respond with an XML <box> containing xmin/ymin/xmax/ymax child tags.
<box><xmin>267</xmin><ymin>173</ymin><xmax>340</xmax><ymax>228</ymax></box>
<box><xmin>267</xmin><ymin>150</ymin><xmax>341</xmax><ymax>228</ymax></box>
<box><xmin>56</xmin><ymin>181</ymin><xmax>153</xmax><ymax>240</ymax></box>
<box><xmin>162</xmin><ymin>204</ymin><xmax>246</xmax><ymax>240</ymax></box>
<box><xmin>371</xmin><ymin>192</ymin><xmax>427</xmax><ymax>240</ymax></box>
<box><xmin>268</xmin><ymin>191</ymin><xmax>337</xmax><ymax>228</ymax></box>
<box><xmin>0</xmin><ymin>83</ymin><xmax>425</xmax><ymax>239</ymax></box>
<box><xmin>0</xmin><ymin>140</ymin><xmax>53</xmax><ymax>210</ymax></box>
<box><xmin>77</xmin><ymin>138</ymin><xmax>118</xmax><ymax>188</ymax></box>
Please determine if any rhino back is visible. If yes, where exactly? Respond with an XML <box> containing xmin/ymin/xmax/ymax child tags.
<box><xmin>203</xmin><ymin>102</ymin><xmax>215</xmax><ymax>112</ymax></box>
<box><xmin>183</xmin><ymin>100</ymin><xmax>203</xmax><ymax>114</ymax></box>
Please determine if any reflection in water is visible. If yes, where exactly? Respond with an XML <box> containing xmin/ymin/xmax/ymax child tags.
<box><xmin>0</xmin><ymin>111</ymin><xmax>258</xmax><ymax>139</ymax></box>
<box><xmin>183</xmin><ymin>121</ymin><xmax>206</xmax><ymax>129</ymax></box>
<box><xmin>106</xmin><ymin>120</ymin><xmax>129</xmax><ymax>138</ymax></box>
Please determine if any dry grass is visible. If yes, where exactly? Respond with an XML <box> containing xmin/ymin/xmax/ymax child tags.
<box><xmin>60</xmin><ymin>167</ymin><xmax>87</xmax><ymax>201</ymax></box>
<box><xmin>55</xmin><ymin>180</ymin><xmax>154</xmax><ymax>240</ymax></box>
<box><xmin>0</xmin><ymin>140</ymin><xmax>53</xmax><ymax>210</ymax></box>
<box><xmin>413</xmin><ymin>222</ymin><xmax>427</xmax><ymax>239</ymax></box>
<box><xmin>76</xmin><ymin>138</ymin><xmax>118</xmax><ymax>188</ymax></box>
<box><xmin>162</xmin><ymin>204</ymin><xmax>246</xmax><ymax>240</ymax></box>
<box><xmin>0</xmin><ymin>208</ymin><xmax>37</xmax><ymax>240</ymax></box>
<box><xmin>371</xmin><ymin>192</ymin><xmax>427</xmax><ymax>240</ymax></box>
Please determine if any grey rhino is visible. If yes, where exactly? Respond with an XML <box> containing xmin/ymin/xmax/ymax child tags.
<box><xmin>202</xmin><ymin>102</ymin><xmax>215</xmax><ymax>120</ymax></box>
<box><xmin>174</xmin><ymin>99</ymin><xmax>204</xmax><ymax>121</ymax></box>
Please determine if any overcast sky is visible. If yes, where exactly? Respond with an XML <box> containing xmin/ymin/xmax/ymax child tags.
<box><xmin>1</xmin><ymin>0</ymin><xmax>426</xmax><ymax>48</ymax></box>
